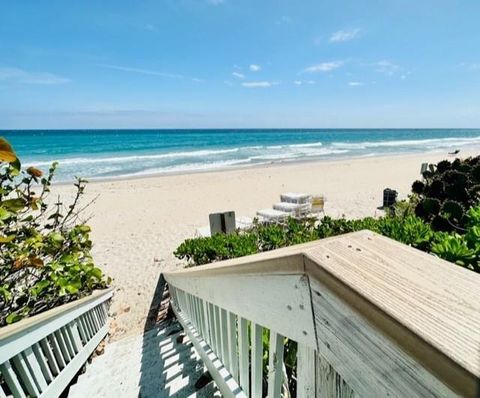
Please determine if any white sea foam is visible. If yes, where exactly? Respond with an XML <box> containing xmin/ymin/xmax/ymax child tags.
<box><xmin>332</xmin><ymin>135</ymin><xmax>480</xmax><ymax>150</ymax></box>
<box><xmin>24</xmin><ymin>147</ymin><xmax>241</xmax><ymax>167</ymax></box>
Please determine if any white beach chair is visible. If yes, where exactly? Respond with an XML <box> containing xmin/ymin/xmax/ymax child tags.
<box><xmin>236</xmin><ymin>216</ymin><xmax>254</xmax><ymax>230</ymax></box>
<box><xmin>273</xmin><ymin>202</ymin><xmax>311</xmax><ymax>216</ymax></box>
<box><xmin>280</xmin><ymin>192</ymin><xmax>312</xmax><ymax>204</ymax></box>
<box><xmin>256</xmin><ymin>208</ymin><xmax>290</xmax><ymax>223</ymax></box>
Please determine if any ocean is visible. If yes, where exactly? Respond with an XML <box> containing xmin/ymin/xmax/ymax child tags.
<box><xmin>2</xmin><ymin>129</ymin><xmax>480</xmax><ymax>182</ymax></box>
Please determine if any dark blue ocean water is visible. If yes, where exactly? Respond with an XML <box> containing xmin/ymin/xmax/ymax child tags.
<box><xmin>2</xmin><ymin>129</ymin><xmax>480</xmax><ymax>182</ymax></box>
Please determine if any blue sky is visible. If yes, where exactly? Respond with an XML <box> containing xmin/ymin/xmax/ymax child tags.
<box><xmin>1</xmin><ymin>0</ymin><xmax>480</xmax><ymax>129</ymax></box>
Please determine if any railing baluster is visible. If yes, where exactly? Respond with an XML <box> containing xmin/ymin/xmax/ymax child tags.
<box><xmin>60</xmin><ymin>327</ymin><xmax>75</xmax><ymax>358</ymax></box>
<box><xmin>214</xmin><ymin>305</ymin><xmax>222</xmax><ymax>359</ymax></box>
<box><xmin>203</xmin><ymin>299</ymin><xmax>211</xmax><ymax>345</ymax></box>
<box><xmin>87</xmin><ymin>310</ymin><xmax>100</xmax><ymax>332</ymax></box>
<box><xmin>209</xmin><ymin>303</ymin><xmax>217</xmax><ymax>354</ymax></box>
<box><xmin>227</xmin><ymin>311</ymin><xmax>239</xmax><ymax>380</ymax></box>
<box><xmin>67</xmin><ymin>322</ymin><xmax>82</xmax><ymax>353</ymax></box>
<box><xmin>297</xmin><ymin>344</ymin><xmax>316</xmax><ymax>398</ymax></box>
<box><xmin>80</xmin><ymin>314</ymin><xmax>93</xmax><ymax>340</ymax></box>
<box><xmin>238</xmin><ymin>317</ymin><xmax>250</xmax><ymax>396</ymax></box>
<box><xmin>32</xmin><ymin>343</ymin><xmax>53</xmax><ymax>383</ymax></box>
<box><xmin>199</xmin><ymin>297</ymin><xmax>207</xmax><ymax>339</ymax></box>
<box><xmin>85</xmin><ymin>312</ymin><xmax>97</xmax><ymax>335</ymax></box>
<box><xmin>54</xmin><ymin>330</ymin><xmax>71</xmax><ymax>363</ymax></box>
<box><xmin>40</xmin><ymin>338</ymin><xmax>60</xmax><ymax>376</ymax></box>
<box><xmin>267</xmin><ymin>332</ymin><xmax>284</xmax><ymax>398</ymax></box>
<box><xmin>192</xmin><ymin>295</ymin><xmax>200</xmax><ymax>329</ymax></box>
<box><xmin>48</xmin><ymin>334</ymin><xmax>66</xmax><ymax>369</ymax></box>
<box><xmin>251</xmin><ymin>323</ymin><xmax>264</xmax><ymax>398</ymax></box>
<box><xmin>12</xmin><ymin>352</ymin><xmax>41</xmax><ymax>397</ymax></box>
<box><xmin>0</xmin><ymin>360</ymin><xmax>26</xmax><ymax>398</ymax></box>
<box><xmin>220</xmin><ymin>309</ymin><xmax>229</xmax><ymax>370</ymax></box>
<box><xmin>23</xmin><ymin>346</ymin><xmax>48</xmax><ymax>392</ymax></box>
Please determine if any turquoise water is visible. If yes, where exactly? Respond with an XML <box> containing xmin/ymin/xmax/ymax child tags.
<box><xmin>2</xmin><ymin>129</ymin><xmax>480</xmax><ymax>182</ymax></box>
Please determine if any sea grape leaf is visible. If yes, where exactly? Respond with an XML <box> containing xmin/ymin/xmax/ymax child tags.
<box><xmin>0</xmin><ymin>137</ymin><xmax>17</xmax><ymax>163</ymax></box>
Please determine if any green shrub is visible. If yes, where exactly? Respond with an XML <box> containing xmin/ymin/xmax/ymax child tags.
<box><xmin>175</xmin><ymin>205</ymin><xmax>480</xmax><ymax>274</ymax></box>
<box><xmin>0</xmin><ymin>138</ymin><xmax>109</xmax><ymax>326</ymax></box>
<box><xmin>412</xmin><ymin>155</ymin><xmax>480</xmax><ymax>231</ymax></box>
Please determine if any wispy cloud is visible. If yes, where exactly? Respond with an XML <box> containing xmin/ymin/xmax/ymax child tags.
<box><xmin>374</xmin><ymin>60</ymin><xmax>400</xmax><ymax>76</ymax></box>
<box><xmin>144</xmin><ymin>24</ymin><xmax>159</xmax><ymax>32</ymax></box>
<box><xmin>0</xmin><ymin>67</ymin><xmax>70</xmax><ymax>85</ymax></box>
<box><xmin>348</xmin><ymin>81</ymin><xmax>364</xmax><ymax>86</ymax></box>
<box><xmin>249</xmin><ymin>64</ymin><xmax>261</xmax><ymax>72</ymax></box>
<box><xmin>293</xmin><ymin>80</ymin><xmax>315</xmax><ymax>85</ymax></box>
<box><xmin>98</xmin><ymin>64</ymin><xmax>183</xmax><ymax>79</ymax></box>
<box><xmin>232</xmin><ymin>71</ymin><xmax>245</xmax><ymax>79</ymax></box>
<box><xmin>303</xmin><ymin>61</ymin><xmax>344</xmax><ymax>73</ymax></box>
<box><xmin>241</xmin><ymin>81</ymin><xmax>278</xmax><ymax>88</ymax></box>
<box><xmin>329</xmin><ymin>28</ymin><xmax>360</xmax><ymax>43</ymax></box>
<box><xmin>97</xmin><ymin>63</ymin><xmax>202</xmax><ymax>82</ymax></box>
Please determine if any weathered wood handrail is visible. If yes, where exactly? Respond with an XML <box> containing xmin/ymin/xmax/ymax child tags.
<box><xmin>164</xmin><ymin>230</ymin><xmax>480</xmax><ymax>397</ymax></box>
<box><xmin>0</xmin><ymin>288</ymin><xmax>113</xmax><ymax>397</ymax></box>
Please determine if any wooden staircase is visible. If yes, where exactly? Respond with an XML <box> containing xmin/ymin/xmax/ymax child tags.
<box><xmin>68</xmin><ymin>318</ymin><xmax>219</xmax><ymax>397</ymax></box>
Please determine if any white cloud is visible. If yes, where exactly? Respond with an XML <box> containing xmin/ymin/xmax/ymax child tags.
<box><xmin>249</xmin><ymin>64</ymin><xmax>261</xmax><ymax>72</ymax></box>
<box><xmin>232</xmin><ymin>71</ymin><xmax>245</xmax><ymax>79</ymax></box>
<box><xmin>0</xmin><ymin>67</ymin><xmax>70</xmax><ymax>85</ymax></box>
<box><xmin>241</xmin><ymin>81</ymin><xmax>278</xmax><ymax>88</ymax></box>
<box><xmin>374</xmin><ymin>60</ymin><xmax>400</xmax><ymax>76</ymax></box>
<box><xmin>98</xmin><ymin>64</ymin><xmax>183</xmax><ymax>78</ymax></box>
<box><xmin>293</xmin><ymin>80</ymin><xmax>302</xmax><ymax>85</ymax></box>
<box><xmin>97</xmin><ymin>63</ymin><xmax>201</xmax><ymax>82</ymax></box>
<box><xmin>349</xmin><ymin>81</ymin><xmax>364</xmax><ymax>86</ymax></box>
<box><xmin>303</xmin><ymin>61</ymin><xmax>344</xmax><ymax>73</ymax></box>
<box><xmin>329</xmin><ymin>28</ymin><xmax>360</xmax><ymax>43</ymax></box>
<box><xmin>206</xmin><ymin>0</ymin><xmax>224</xmax><ymax>4</ymax></box>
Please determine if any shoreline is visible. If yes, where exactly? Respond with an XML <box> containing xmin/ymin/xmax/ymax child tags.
<box><xmin>53</xmin><ymin>147</ymin><xmax>478</xmax><ymax>186</ymax></box>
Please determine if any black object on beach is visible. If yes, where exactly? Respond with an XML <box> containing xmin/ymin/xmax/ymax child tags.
<box><xmin>448</xmin><ymin>149</ymin><xmax>460</xmax><ymax>155</ymax></box>
<box><xmin>383</xmin><ymin>188</ymin><xmax>398</xmax><ymax>208</ymax></box>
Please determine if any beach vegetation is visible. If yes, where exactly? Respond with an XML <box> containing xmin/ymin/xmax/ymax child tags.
<box><xmin>412</xmin><ymin>155</ymin><xmax>480</xmax><ymax>231</ymax></box>
<box><xmin>175</xmin><ymin>156</ymin><xmax>480</xmax><ymax>274</ymax></box>
<box><xmin>0</xmin><ymin>137</ymin><xmax>109</xmax><ymax>326</ymax></box>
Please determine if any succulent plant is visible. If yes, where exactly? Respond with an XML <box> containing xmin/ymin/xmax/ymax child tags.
<box><xmin>412</xmin><ymin>155</ymin><xmax>480</xmax><ymax>231</ymax></box>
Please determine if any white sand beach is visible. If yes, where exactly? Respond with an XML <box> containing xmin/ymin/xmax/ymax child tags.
<box><xmin>53</xmin><ymin>150</ymin><xmax>477</xmax><ymax>341</ymax></box>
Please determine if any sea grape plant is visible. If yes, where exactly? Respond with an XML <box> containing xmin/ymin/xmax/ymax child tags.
<box><xmin>0</xmin><ymin>137</ymin><xmax>109</xmax><ymax>326</ymax></box>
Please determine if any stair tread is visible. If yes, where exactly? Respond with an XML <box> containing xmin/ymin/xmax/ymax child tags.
<box><xmin>68</xmin><ymin>319</ymin><xmax>218</xmax><ymax>398</ymax></box>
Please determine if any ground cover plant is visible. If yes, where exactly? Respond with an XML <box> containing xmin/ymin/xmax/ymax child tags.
<box><xmin>0</xmin><ymin>138</ymin><xmax>109</xmax><ymax>326</ymax></box>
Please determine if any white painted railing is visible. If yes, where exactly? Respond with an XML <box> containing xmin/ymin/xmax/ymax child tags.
<box><xmin>165</xmin><ymin>230</ymin><xmax>480</xmax><ymax>398</ymax></box>
<box><xmin>0</xmin><ymin>288</ymin><xmax>113</xmax><ymax>398</ymax></box>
